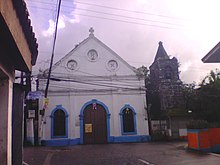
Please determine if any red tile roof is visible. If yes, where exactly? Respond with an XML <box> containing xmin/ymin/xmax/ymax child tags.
<box><xmin>12</xmin><ymin>0</ymin><xmax>38</xmax><ymax>66</ymax></box>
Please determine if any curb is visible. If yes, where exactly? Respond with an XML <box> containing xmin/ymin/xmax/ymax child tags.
<box><xmin>186</xmin><ymin>144</ymin><xmax>220</xmax><ymax>157</ymax></box>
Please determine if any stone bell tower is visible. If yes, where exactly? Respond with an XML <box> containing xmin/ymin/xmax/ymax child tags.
<box><xmin>149</xmin><ymin>41</ymin><xmax>184</xmax><ymax>114</ymax></box>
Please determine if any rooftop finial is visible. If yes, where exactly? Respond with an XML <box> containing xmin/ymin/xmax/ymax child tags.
<box><xmin>89</xmin><ymin>27</ymin><xmax>94</xmax><ymax>37</ymax></box>
<box><xmin>159</xmin><ymin>41</ymin><xmax>163</xmax><ymax>45</ymax></box>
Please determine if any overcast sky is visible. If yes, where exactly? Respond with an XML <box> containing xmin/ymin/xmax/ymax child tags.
<box><xmin>26</xmin><ymin>0</ymin><xmax>220</xmax><ymax>84</ymax></box>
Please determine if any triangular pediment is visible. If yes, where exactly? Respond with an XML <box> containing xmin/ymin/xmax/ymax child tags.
<box><xmin>48</xmin><ymin>33</ymin><xmax>138</xmax><ymax>78</ymax></box>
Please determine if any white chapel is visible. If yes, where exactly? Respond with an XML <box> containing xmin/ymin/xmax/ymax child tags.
<box><xmin>37</xmin><ymin>28</ymin><xmax>150</xmax><ymax>146</ymax></box>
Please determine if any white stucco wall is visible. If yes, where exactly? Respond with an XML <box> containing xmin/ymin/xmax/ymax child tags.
<box><xmin>40</xmin><ymin>89</ymin><xmax>149</xmax><ymax>140</ymax></box>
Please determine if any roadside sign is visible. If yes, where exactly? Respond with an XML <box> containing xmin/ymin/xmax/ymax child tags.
<box><xmin>43</xmin><ymin>98</ymin><xmax>49</xmax><ymax>109</ymax></box>
<box><xmin>28</xmin><ymin>109</ymin><xmax>35</xmax><ymax>118</ymax></box>
<box><xmin>26</xmin><ymin>91</ymin><xmax>42</xmax><ymax>100</ymax></box>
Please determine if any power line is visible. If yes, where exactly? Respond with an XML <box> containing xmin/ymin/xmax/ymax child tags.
<box><xmin>43</xmin><ymin>76</ymin><xmax>146</xmax><ymax>90</ymax></box>
<box><xmin>27</xmin><ymin>5</ymin><xmax>185</xmax><ymax>30</ymax></box>
<box><xmin>44</xmin><ymin>0</ymin><xmax>62</xmax><ymax>98</ymax></box>
<box><xmin>49</xmin><ymin>69</ymin><xmax>145</xmax><ymax>86</ymax></box>
<box><xmin>38</xmin><ymin>67</ymin><xmax>146</xmax><ymax>89</ymax></box>
<box><xmin>68</xmin><ymin>0</ymin><xmax>187</xmax><ymax>21</ymax></box>
<box><xmin>71</xmin><ymin>8</ymin><xmax>184</xmax><ymax>27</ymax></box>
<box><xmin>26</xmin><ymin>3</ymin><xmax>186</xmax><ymax>30</ymax></box>
<box><xmin>40</xmin><ymin>84</ymin><xmax>147</xmax><ymax>93</ymax></box>
<box><xmin>27</xmin><ymin>0</ymin><xmax>184</xmax><ymax>27</ymax></box>
<box><xmin>50</xmin><ymin>74</ymin><xmax>144</xmax><ymax>88</ymax></box>
<box><xmin>72</xmin><ymin>13</ymin><xmax>185</xmax><ymax>30</ymax></box>
<box><xmin>27</xmin><ymin>0</ymin><xmax>186</xmax><ymax>21</ymax></box>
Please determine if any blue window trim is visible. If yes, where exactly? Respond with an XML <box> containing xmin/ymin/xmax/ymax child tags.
<box><xmin>79</xmin><ymin>99</ymin><xmax>111</xmax><ymax>144</ymax></box>
<box><xmin>51</xmin><ymin>105</ymin><xmax>69</xmax><ymax>139</ymax></box>
<box><xmin>119</xmin><ymin>104</ymin><xmax>137</xmax><ymax>135</ymax></box>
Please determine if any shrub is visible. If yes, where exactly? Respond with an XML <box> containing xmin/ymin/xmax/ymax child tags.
<box><xmin>151</xmin><ymin>130</ymin><xmax>169</xmax><ymax>141</ymax></box>
<box><xmin>209</xmin><ymin>122</ymin><xmax>220</xmax><ymax>128</ymax></box>
<box><xmin>187</xmin><ymin>120</ymin><xmax>209</xmax><ymax>129</ymax></box>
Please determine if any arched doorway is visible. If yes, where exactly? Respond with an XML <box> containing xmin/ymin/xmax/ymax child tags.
<box><xmin>80</xmin><ymin>99</ymin><xmax>110</xmax><ymax>144</ymax></box>
<box><xmin>84</xmin><ymin>103</ymin><xmax>107</xmax><ymax>144</ymax></box>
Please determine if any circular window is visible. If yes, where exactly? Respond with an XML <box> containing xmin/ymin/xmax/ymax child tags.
<box><xmin>87</xmin><ymin>49</ymin><xmax>98</xmax><ymax>62</ymax></box>
<box><xmin>66</xmin><ymin>60</ymin><xmax>78</xmax><ymax>70</ymax></box>
<box><xmin>107</xmin><ymin>60</ymin><xmax>118</xmax><ymax>71</ymax></box>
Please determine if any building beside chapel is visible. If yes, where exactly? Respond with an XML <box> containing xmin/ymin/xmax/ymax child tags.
<box><xmin>37</xmin><ymin>28</ymin><xmax>150</xmax><ymax>146</ymax></box>
<box><xmin>0</xmin><ymin>0</ymin><xmax>38</xmax><ymax>164</ymax></box>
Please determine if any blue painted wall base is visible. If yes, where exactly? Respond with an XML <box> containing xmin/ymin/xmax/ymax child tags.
<box><xmin>42</xmin><ymin>135</ymin><xmax>151</xmax><ymax>146</ymax></box>
<box><xmin>211</xmin><ymin>144</ymin><xmax>220</xmax><ymax>153</ymax></box>
<box><xmin>110</xmin><ymin>135</ymin><xmax>151</xmax><ymax>143</ymax></box>
<box><xmin>42</xmin><ymin>138</ymin><xmax>80</xmax><ymax>146</ymax></box>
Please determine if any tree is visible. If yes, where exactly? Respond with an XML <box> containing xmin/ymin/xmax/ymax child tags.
<box><xmin>145</xmin><ymin>71</ymin><xmax>164</xmax><ymax>120</ymax></box>
<box><xmin>194</xmin><ymin>69</ymin><xmax>220</xmax><ymax>122</ymax></box>
<box><xmin>182</xmin><ymin>82</ymin><xmax>197</xmax><ymax>112</ymax></box>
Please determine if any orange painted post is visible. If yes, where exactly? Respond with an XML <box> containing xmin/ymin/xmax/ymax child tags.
<box><xmin>187</xmin><ymin>129</ymin><xmax>199</xmax><ymax>150</ymax></box>
<box><xmin>187</xmin><ymin>129</ymin><xmax>211</xmax><ymax>152</ymax></box>
<box><xmin>209</xmin><ymin>128</ymin><xmax>220</xmax><ymax>153</ymax></box>
<box><xmin>199</xmin><ymin>129</ymin><xmax>210</xmax><ymax>152</ymax></box>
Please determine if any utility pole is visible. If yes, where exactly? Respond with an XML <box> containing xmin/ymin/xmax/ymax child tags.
<box><xmin>20</xmin><ymin>72</ymin><xmax>24</xmax><ymax>85</ymax></box>
<box><xmin>44</xmin><ymin>0</ymin><xmax>62</xmax><ymax>98</ymax></box>
<box><xmin>23</xmin><ymin>72</ymin><xmax>31</xmax><ymax>145</ymax></box>
<box><xmin>40</xmin><ymin>0</ymin><xmax>62</xmax><ymax>144</ymax></box>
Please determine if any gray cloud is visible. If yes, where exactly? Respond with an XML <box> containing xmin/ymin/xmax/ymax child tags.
<box><xmin>28</xmin><ymin>0</ymin><xmax>220</xmax><ymax>84</ymax></box>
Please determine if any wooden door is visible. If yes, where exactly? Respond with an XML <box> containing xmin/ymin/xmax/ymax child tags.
<box><xmin>83</xmin><ymin>104</ymin><xmax>107</xmax><ymax>144</ymax></box>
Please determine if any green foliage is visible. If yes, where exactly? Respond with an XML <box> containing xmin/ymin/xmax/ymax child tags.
<box><xmin>209</xmin><ymin>122</ymin><xmax>220</xmax><ymax>128</ymax></box>
<box><xmin>187</xmin><ymin>120</ymin><xmax>209</xmax><ymax>129</ymax></box>
<box><xmin>186</xmin><ymin>69</ymin><xmax>220</xmax><ymax>123</ymax></box>
<box><xmin>151</xmin><ymin>130</ymin><xmax>169</xmax><ymax>141</ymax></box>
<box><xmin>145</xmin><ymin>74</ymin><xmax>163</xmax><ymax>120</ymax></box>
<box><xmin>182</xmin><ymin>82</ymin><xmax>197</xmax><ymax>111</ymax></box>
<box><xmin>148</xmin><ymin>91</ymin><xmax>163</xmax><ymax>120</ymax></box>
<box><xmin>187</xmin><ymin>120</ymin><xmax>220</xmax><ymax>129</ymax></box>
<box><xmin>167</xmin><ymin>108</ymin><xmax>190</xmax><ymax>117</ymax></box>
<box><xmin>136</xmin><ymin>66</ymin><xmax>149</xmax><ymax>78</ymax></box>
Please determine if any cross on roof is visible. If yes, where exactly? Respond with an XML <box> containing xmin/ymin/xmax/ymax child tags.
<box><xmin>89</xmin><ymin>27</ymin><xmax>94</xmax><ymax>36</ymax></box>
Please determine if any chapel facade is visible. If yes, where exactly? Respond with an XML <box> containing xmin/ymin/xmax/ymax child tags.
<box><xmin>36</xmin><ymin>28</ymin><xmax>150</xmax><ymax>146</ymax></box>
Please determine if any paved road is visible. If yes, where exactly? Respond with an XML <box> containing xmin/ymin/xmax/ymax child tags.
<box><xmin>23</xmin><ymin>142</ymin><xmax>220</xmax><ymax>165</ymax></box>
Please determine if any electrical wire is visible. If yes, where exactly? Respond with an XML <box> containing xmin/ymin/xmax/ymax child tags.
<box><xmin>26</xmin><ymin>0</ymin><xmax>185</xmax><ymax>27</ymax></box>
<box><xmin>26</xmin><ymin>4</ymin><xmax>187</xmax><ymax>30</ymax></box>
<box><xmin>49</xmin><ymin>75</ymin><xmax>145</xmax><ymax>88</ymax></box>
<box><xmin>27</xmin><ymin>0</ymin><xmax>187</xmax><ymax>21</ymax></box>
<box><xmin>49</xmin><ymin>64</ymin><xmax>146</xmax><ymax>87</ymax></box>
<box><xmin>68</xmin><ymin>0</ymin><xmax>187</xmax><ymax>21</ymax></box>
<box><xmin>39</xmin><ymin>74</ymin><xmax>146</xmax><ymax>90</ymax></box>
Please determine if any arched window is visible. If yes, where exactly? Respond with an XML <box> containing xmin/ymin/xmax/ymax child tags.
<box><xmin>120</xmin><ymin>105</ymin><xmax>137</xmax><ymax>135</ymax></box>
<box><xmin>51</xmin><ymin>105</ymin><xmax>68</xmax><ymax>138</ymax></box>
<box><xmin>164</xmin><ymin>66</ymin><xmax>173</xmax><ymax>79</ymax></box>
